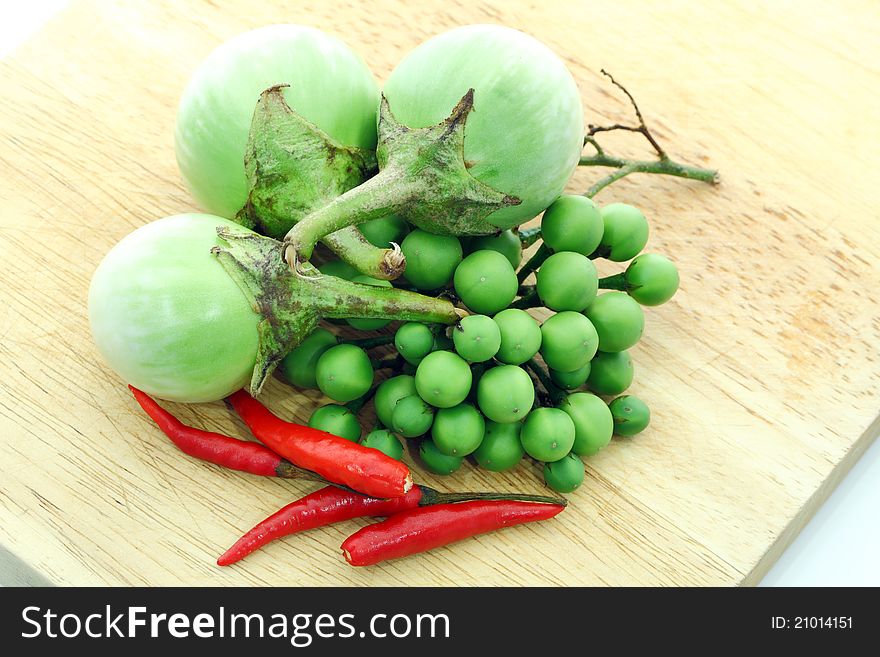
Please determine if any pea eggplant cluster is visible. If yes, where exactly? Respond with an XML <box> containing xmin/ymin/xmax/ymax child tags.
<box><xmin>88</xmin><ymin>21</ymin><xmax>712</xmax><ymax>568</ymax></box>
<box><xmin>296</xmin><ymin>194</ymin><xmax>675</xmax><ymax>496</ymax></box>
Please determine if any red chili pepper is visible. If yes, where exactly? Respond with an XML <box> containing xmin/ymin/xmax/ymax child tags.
<box><xmin>217</xmin><ymin>486</ymin><xmax>420</xmax><ymax>566</ymax></box>
<box><xmin>340</xmin><ymin>500</ymin><xmax>566</xmax><ymax>566</ymax></box>
<box><xmin>218</xmin><ymin>486</ymin><xmax>566</xmax><ymax>566</ymax></box>
<box><xmin>130</xmin><ymin>386</ymin><xmax>316</xmax><ymax>480</ymax></box>
<box><xmin>228</xmin><ymin>389</ymin><xmax>412</xmax><ymax>499</ymax></box>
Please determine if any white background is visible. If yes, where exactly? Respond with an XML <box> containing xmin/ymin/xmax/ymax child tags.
<box><xmin>2</xmin><ymin>1</ymin><xmax>878</xmax><ymax>586</ymax></box>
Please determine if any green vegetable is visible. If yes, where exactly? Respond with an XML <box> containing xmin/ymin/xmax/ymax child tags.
<box><xmin>419</xmin><ymin>439</ymin><xmax>463</xmax><ymax>475</ymax></box>
<box><xmin>89</xmin><ymin>215</ymin><xmax>260</xmax><ymax>402</ymax></box>
<box><xmin>560</xmin><ymin>392</ymin><xmax>614</xmax><ymax>456</ymax></box>
<box><xmin>587</xmin><ymin>350</ymin><xmax>634</xmax><ymax>396</ymax></box>
<box><xmin>360</xmin><ymin>215</ymin><xmax>410</xmax><ymax>248</ymax></box>
<box><xmin>88</xmin><ymin>215</ymin><xmax>459</xmax><ymax>402</ymax></box>
<box><xmin>453</xmin><ymin>250</ymin><xmax>518</xmax><ymax>314</ymax></box>
<box><xmin>373</xmin><ymin>375</ymin><xmax>417</xmax><ymax>428</ymax></box>
<box><xmin>493</xmin><ymin>308</ymin><xmax>542</xmax><ymax>365</ymax></box>
<box><xmin>584</xmin><ymin>292</ymin><xmax>645</xmax><ymax>353</ymax></box>
<box><xmin>431</xmin><ymin>403</ymin><xmax>485</xmax><ymax>456</ymax></box>
<box><xmin>391</xmin><ymin>395</ymin><xmax>435</xmax><ymax>438</ymax></box>
<box><xmin>400</xmin><ymin>229</ymin><xmax>463</xmax><ymax>290</ymax></box>
<box><xmin>346</xmin><ymin>275</ymin><xmax>393</xmax><ymax>330</ymax></box>
<box><xmin>520</xmin><ymin>407</ymin><xmax>575</xmax><ymax>462</ymax></box>
<box><xmin>279</xmin><ymin>327</ymin><xmax>337</xmax><ymax>389</ymax></box>
<box><xmin>476</xmin><ymin>365</ymin><xmax>535</xmax><ymax>424</ymax></box>
<box><xmin>394</xmin><ymin>322</ymin><xmax>435</xmax><ymax>365</ymax></box>
<box><xmin>539</xmin><ymin>311</ymin><xmax>599</xmax><ymax>372</ymax></box>
<box><xmin>609</xmin><ymin>395</ymin><xmax>651</xmax><ymax>436</ymax></box>
<box><xmin>315</xmin><ymin>344</ymin><xmax>373</xmax><ymax>403</ymax></box>
<box><xmin>598</xmin><ymin>203</ymin><xmax>649</xmax><ymax>261</ymax></box>
<box><xmin>541</xmin><ymin>195</ymin><xmax>603</xmax><ymax>255</ymax></box>
<box><xmin>465</xmin><ymin>230</ymin><xmax>522</xmax><ymax>268</ymax></box>
<box><xmin>543</xmin><ymin>453</ymin><xmax>585</xmax><ymax>493</ymax></box>
<box><xmin>174</xmin><ymin>26</ymin><xmax>405</xmax><ymax>278</ymax></box>
<box><xmin>414</xmin><ymin>351</ymin><xmax>472</xmax><ymax>408</ymax></box>
<box><xmin>360</xmin><ymin>429</ymin><xmax>404</xmax><ymax>460</ymax></box>
<box><xmin>624</xmin><ymin>253</ymin><xmax>680</xmax><ymax>306</ymax></box>
<box><xmin>382</xmin><ymin>25</ymin><xmax>584</xmax><ymax>229</ymax></box>
<box><xmin>308</xmin><ymin>404</ymin><xmax>361</xmax><ymax>441</ymax></box>
<box><xmin>473</xmin><ymin>421</ymin><xmax>524</xmax><ymax>471</ymax></box>
<box><xmin>281</xmin><ymin>25</ymin><xmax>584</xmax><ymax>271</ymax></box>
<box><xmin>452</xmin><ymin>314</ymin><xmax>502</xmax><ymax>362</ymax></box>
<box><xmin>549</xmin><ymin>362</ymin><xmax>591</xmax><ymax>390</ymax></box>
<box><xmin>175</xmin><ymin>25</ymin><xmax>378</xmax><ymax>220</ymax></box>
<box><xmin>536</xmin><ymin>251</ymin><xmax>598</xmax><ymax>312</ymax></box>
<box><xmin>318</xmin><ymin>259</ymin><xmax>358</xmax><ymax>280</ymax></box>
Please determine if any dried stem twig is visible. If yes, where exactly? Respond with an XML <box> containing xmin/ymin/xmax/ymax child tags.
<box><xmin>579</xmin><ymin>70</ymin><xmax>718</xmax><ymax>197</ymax></box>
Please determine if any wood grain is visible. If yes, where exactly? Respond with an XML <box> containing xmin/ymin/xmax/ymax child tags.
<box><xmin>1</xmin><ymin>0</ymin><xmax>878</xmax><ymax>586</ymax></box>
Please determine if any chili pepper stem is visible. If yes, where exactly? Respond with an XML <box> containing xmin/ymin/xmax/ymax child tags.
<box><xmin>281</xmin><ymin>90</ymin><xmax>520</xmax><ymax>272</ymax></box>
<box><xmin>272</xmin><ymin>460</ymin><xmax>322</xmax><ymax>481</ymax></box>
<box><xmin>417</xmin><ymin>485</ymin><xmax>567</xmax><ymax>507</ymax></box>
<box><xmin>273</xmin><ymin>463</ymin><xmax>364</xmax><ymax>496</ymax></box>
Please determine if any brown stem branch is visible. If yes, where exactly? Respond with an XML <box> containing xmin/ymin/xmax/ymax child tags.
<box><xmin>579</xmin><ymin>70</ymin><xmax>718</xmax><ymax>197</ymax></box>
<box><xmin>590</xmin><ymin>69</ymin><xmax>668</xmax><ymax>159</ymax></box>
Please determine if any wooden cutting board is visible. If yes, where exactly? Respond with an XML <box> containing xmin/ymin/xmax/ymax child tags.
<box><xmin>1</xmin><ymin>0</ymin><xmax>878</xmax><ymax>586</ymax></box>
